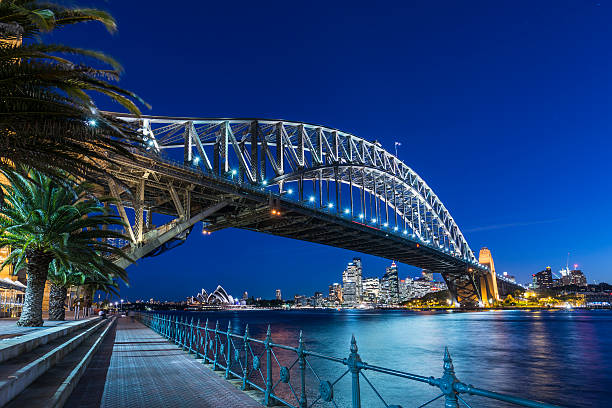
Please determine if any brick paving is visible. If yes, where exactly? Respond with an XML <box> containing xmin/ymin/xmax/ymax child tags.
<box><xmin>73</xmin><ymin>316</ymin><xmax>261</xmax><ymax>408</ymax></box>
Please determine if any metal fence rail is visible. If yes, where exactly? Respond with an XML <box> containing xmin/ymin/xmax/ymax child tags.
<box><xmin>136</xmin><ymin>312</ymin><xmax>562</xmax><ymax>408</ymax></box>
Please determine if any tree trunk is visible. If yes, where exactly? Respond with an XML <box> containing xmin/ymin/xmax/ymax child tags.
<box><xmin>16</xmin><ymin>250</ymin><xmax>52</xmax><ymax>327</ymax></box>
<box><xmin>48</xmin><ymin>283</ymin><xmax>67</xmax><ymax>321</ymax></box>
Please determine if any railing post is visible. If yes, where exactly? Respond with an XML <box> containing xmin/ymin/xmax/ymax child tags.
<box><xmin>440</xmin><ymin>347</ymin><xmax>459</xmax><ymax>408</ymax></box>
<box><xmin>347</xmin><ymin>334</ymin><xmax>362</xmax><ymax>408</ymax></box>
<box><xmin>179</xmin><ymin>317</ymin><xmax>184</xmax><ymax>347</ymax></box>
<box><xmin>173</xmin><ymin>316</ymin><xmax>178</xmax><ymax>343</ymax></box>
<box><xmin>189</xmin><ymin>317</ymin><xmax>194</xmax><ymax>353</ymax></box>
<box><xmin>225</xmin><ymin>321</ymin><xmax>232</xmax><ymax>379</ymax></box>
<box><xmin>203</xmin><ymin>318</ymin><xmax>209</xmax><ymax>363</ymax></box>
<box><xmin>213</xmin><ymin>321</ymin><xmax>219</xmax><ymax>370</ymax></box>
<box><xmin>264</xmin><ymin>325</ymin><xmax>273</xmax><ymax>406</ymax></box>
<box><xmin>298</xmin><ymin>330</ymin><xmax>307</xmax><ymax>408</ymax></box>
<box><xmin>195</xmin><ymin>319</ymin><xmax>201</xmax><ymax>358</ymax></box>
<box><xmin>242</xmin><ymin>324</ymin><xmax>249</xmax><ymax>390</ymax></box>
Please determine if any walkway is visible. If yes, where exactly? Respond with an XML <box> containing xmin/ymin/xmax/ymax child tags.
<box><xmin>66</xmin><ymin>316</ymin><xmax>261</xmax><ymax>408</ymax></box>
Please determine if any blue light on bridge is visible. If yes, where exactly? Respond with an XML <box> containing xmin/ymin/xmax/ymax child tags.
<box><xmin>193</xmin><ymin>157</ymin><xmax>200</xmax><ymax>165</ymax></box>
<box><xmin>87</xmin><ymin>119</ymin><xmax>97</xmax><ymax>127</ymax></box>
<box><xmin>287</xmin><ymin>188</ymin><xmax>293</xmax><ymax>194</ymax></box>
<box><xmin>328</xmin><ymin>203</ymin><xmax>334</xmax><ymax>208</ymax></box>
<box><xmin>262</xmin><ymin>180</ymin><xmax>268</xmax><ymax>185</ymax></box>
<box><xmin>371</xmin><ymin>218</ymin><xmax>377</xmax><ymax>223</ymax></box>
<box><xmin>358</xmin><ymin>214</ymin><xmax>364</xmax><ymax>219</ymax></box>
<box><xmin>231</xmin><ymin>169</ymin><xmax>237</xmax><ymax>175</ymax></box>
<box><xmin>344</xmin><ymin>209</ymin><xmax>350</xmax><ymax>214</ymax></box>
<box><xmin>383</xmin><ymin>222</ymin><xmax>388</xmax><ymax>227</ymax></box>
<box><xmin>403</xmin><ymin>230</ymin><xmax>408</xmax><ymax>234</ymax></box>
<box><xmin>309</xmin><ymin>196</ymin><xmax>315</xmax><ymax>202</ymax></box>
<box><xmin>394</xmin><ymin>226</ymin><xmax>398</xmax><ymax>231</ymax></box>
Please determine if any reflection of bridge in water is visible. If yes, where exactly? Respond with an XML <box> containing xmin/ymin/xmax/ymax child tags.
<box><xmin>103</xmin><ymin>114</ymin><xmax>521</xmax><ymax>306</ymax></box>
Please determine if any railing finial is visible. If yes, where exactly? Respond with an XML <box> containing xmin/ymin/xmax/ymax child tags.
<box><xmin>350</xmin><ymin>333</ymin><xmax>358</xmax><ymax>354</ymax></box>
<box><xmin>443</xmin><ymin>346</ymin><xmax>455</xmax><ymax>375</ymax></box>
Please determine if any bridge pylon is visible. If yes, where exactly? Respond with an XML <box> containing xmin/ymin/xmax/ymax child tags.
<box><xmin>478</xmin><ymin>247</ymin><xmax>499</xmax><ymax>305</ymax></box>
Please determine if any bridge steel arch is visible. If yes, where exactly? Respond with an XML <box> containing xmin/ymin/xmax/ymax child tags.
<box><xmin>103</xmin><ymin>114</ymin><xmax>493</xmax><ymax>306</ymax></box>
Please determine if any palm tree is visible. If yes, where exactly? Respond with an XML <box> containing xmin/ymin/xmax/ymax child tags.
<box><xmin>48</xmin><ymin>257</ymin><xmax>128</xmax><ymax>321</ymax></box>
<box><xmin>0</xmin><ymin>1</ymin><xmax>149</xmax><ymax>181</ymax></box>
<box><xmin>0</xmin><ymin>169</ymin><xmax>129</xmax><ymax>326</ymax></box>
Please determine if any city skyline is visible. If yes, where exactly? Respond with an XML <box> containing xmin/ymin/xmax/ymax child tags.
<box><xmin>46</xmin><ymin>0</ymin><xmax>612</xmax><ymax>300</ymax></box>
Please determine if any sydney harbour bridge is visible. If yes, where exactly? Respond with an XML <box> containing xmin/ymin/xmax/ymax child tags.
<box><xmin>101</xmin><ymin>114</ymin><xmax>519</xmax><ymax>306</ymax></box>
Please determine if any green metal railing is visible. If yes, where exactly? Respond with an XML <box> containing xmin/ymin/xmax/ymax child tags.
<box><xmin>137</xmin><ymin>312</ymin><xmax>562</xmax><ymax>408</ymax></box>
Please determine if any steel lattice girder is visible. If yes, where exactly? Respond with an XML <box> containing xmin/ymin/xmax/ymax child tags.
<box><xmin>114</xmin><ymin>114</ymin><xmax>479</xmax><ymax>264</ymax></box>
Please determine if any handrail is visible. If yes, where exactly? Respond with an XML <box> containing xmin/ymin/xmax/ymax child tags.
<box><xmin>135</xmin><ymin>312</ymin><xmax>563</xmax><ymax>408</ymax></box>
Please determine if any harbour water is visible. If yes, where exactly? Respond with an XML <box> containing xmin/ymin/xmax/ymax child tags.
<box><xmin>162</xmin><ymin>309</ymin><xmax>612</xmax><ymax>407</ymax></box>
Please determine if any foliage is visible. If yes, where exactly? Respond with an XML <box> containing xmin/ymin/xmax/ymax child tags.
<box><xmin>0</xmin><ymin>169</ymin><xmax>128</xmax><ymax>272</ymax></box>
<box><xmin>0</xmin><ymin>0</ymin><xmax>149</xmax><ymax>181</ymax></box>
<box><xmin>0</xmin><ymin>168</ymin><xmax>131</xmax><ymax>325</ymax></box>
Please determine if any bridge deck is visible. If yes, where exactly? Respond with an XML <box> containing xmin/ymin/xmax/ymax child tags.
<box><xmin>66</xmin><ymin>316</ymin><xmax>260</xmax><ymax>408</ymax></box>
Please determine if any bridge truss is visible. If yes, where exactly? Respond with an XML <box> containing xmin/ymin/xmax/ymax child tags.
<box><xmin>102</xmin><ymin>114</ymin><xmax>492</xmax><ymax>306</ymax></box>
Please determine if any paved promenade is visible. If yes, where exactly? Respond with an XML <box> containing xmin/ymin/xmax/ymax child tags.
<box><xmin>66</xmin><ymin>316</ymin><xmax>261</xmax><ymax>408</ymax></box>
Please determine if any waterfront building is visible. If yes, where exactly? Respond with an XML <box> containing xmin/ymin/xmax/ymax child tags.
<box><xmin>380</xmin><ymin>261</ymin><xmax>400</xmax><ymax>305</ymax></box>
<box><xmin>328</xmin><ymin>283</ymin><xmax>343</xmax><ymax>304</ymax></box>
<box><xmin>362</xmin><ymin>278</ymin><xmax>380</xmax><ymax>304</ymax></box>
<box><xmin>189</xmin><ymin>285</ymin><xmax>234</xmax><ymax>305</ymax></box>
<box><xmin>294</xmin><ymin>294</ymin><xmax>306</xmax><ymax>306</ymax></box>
<box><xmin>312</xmin><ymin>292</ymin><xmax>325</xmax><ymax>307</ymax></box>
<box><xmin>242</xmin><ymin>291</ymin><xmax>248</xmax><ymax>300</ymax></box>
<box><xmin>533</xmin><ymin>267</ymin><xmax>553</xmax><ymax>289</ymax></box>
<box><xmin>343</xmin><ymin>281</ymin><xmax>358</xmax><ymax>305</ymax></box>
<box><xmin>399</xmin><ymin>278</ymin><xmax>412</xmax><ymax>302</ymax></box>
<box><xmin>570</xmin><ymin>269</ymin><xmax>587</xmax><ymax>286</ymax></box>
<box><xmin>276</xmin><ymin>289</ymin><xmax>282</xmax><ymax>301</ymax></box>
<box><xmin>502</xmin><ymin>272</ymin><xmax>516</xmax><ymax>283</ymax></box>
<box><xmin>342</xmin><ymin>258</ymin><xmax>363</xmax><ymax>302</ymax></box>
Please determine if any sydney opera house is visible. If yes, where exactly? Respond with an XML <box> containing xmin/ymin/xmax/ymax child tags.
<box><xmin>189</xmin><ymin>285</ymin><xmax>236</xmax><ymax>306</ymax></box>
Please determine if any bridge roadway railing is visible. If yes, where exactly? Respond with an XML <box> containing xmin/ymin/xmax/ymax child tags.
<box><xmin>136</xmin><ymin>312</ymin><xmax>560</xmax><ymax>408</ymax></box>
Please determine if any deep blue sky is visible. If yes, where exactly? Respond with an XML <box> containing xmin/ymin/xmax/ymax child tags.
<box><xmin>50</xmin><ymin>1</ymin><xmax>611</xmax><ymax>300</ymax></box>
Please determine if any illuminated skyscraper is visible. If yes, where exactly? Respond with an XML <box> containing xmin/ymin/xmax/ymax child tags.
<box><xmin>342</xmin><ymin>258</ymin><xmax>363</xmax><ymax>302</ymax></box>
<box><xmin>275</xmin><ymin>289</ymin><xmax>282</xmax><ymax>301</ymax></box>
<box><xmin>380</xmin><ymin>261</ymin><xmax>400</xmax><ymax>304</ymax></box>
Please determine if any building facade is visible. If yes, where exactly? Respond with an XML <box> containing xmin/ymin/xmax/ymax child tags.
<box><xmin>362</xmin><ymin>277</ymin><xmax>380</xmax><ymax>304</ymax></box>
<box><xmin>533</xmin><ymin>267</ymin><xmax>553</xmax><ymax>289</ymax></box>
<box><xmin>380</xmin><ymin>261</ymin><xmax>400</xmax><ymax>305</ymax></box>
<box><xmin>342</xmin><ymin>258</ymin><xmax>363</xmax><ymax>303</ymax></box>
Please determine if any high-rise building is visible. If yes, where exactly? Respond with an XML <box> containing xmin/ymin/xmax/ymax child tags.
<box><xmin>362</xmin><ymin>278</ymin><xmax>380</xmax><ymax>303</ymax></box>
<box><xmin>380</xmin><ymin>261</ymin><xmax>400</xmax><ymax>304</ymax></box>
<box><xmin>570</xmin><ymin>269</ymin><xmax>587</xmax><ymax>286</ymax></box>
<box><xmin>242</xmin><ymin>291</ymin><xmax>249</xmax><ymax>300</ymax></box>
<box><xmin>328</xmin><ymin>283</ymin><xmax>343</xmax><ymax>304</ymax></box>
<box><xmin>275</xmin><ymin>289</ymin><xmax>282</xmax><ymax>301</ymax></box>
<box><xmin>342</xmin><ymin>258</ymin><xmax>363</xmax><ymax>302</ymax></box>
<box><xmin>533</xmin><ymin>267</ymin><xmax>553</xmax><ymax>289</ymax></box>
<box><xmin>343</xmin><ymin>281</ymin><xmax>358</xmax><ymax>305</ymax></box>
